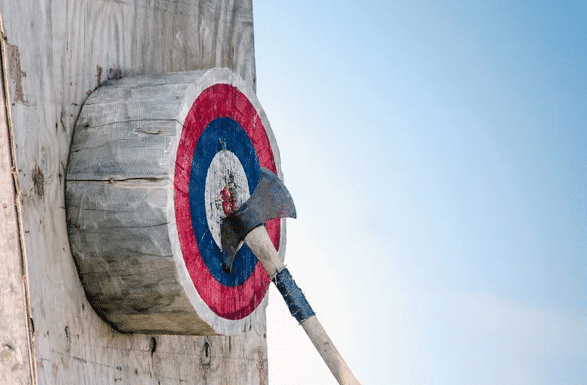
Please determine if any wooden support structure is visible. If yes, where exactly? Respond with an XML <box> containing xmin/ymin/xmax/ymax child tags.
<box><xmin>0</xmin><ymin>1</ymin><xmax>271</xmax><ymax>383</ymax></box>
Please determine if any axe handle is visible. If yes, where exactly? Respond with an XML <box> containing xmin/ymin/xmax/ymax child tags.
<box><xmin>244</xmin><ymin>226</ymin><xmax>285</xmax><ymax>276</ymax></box>
<box><xmin>302</xmin><ymin>315</ymin><xmax>362</xmax><ymax>385</ymax></box>
<box><xmin>244</xmin><ymin>226</ymin><xmax>362</xmax><ymax>385</ymax></box>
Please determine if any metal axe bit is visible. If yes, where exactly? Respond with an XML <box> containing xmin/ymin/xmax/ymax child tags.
<box><xmin>221</xmin><ymin>168</ymin><xmax>361</xmax><ymax>385</ymax></box>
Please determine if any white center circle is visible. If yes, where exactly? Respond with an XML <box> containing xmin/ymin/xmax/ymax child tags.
<box><xmin>204</xmin><ymin>150</ymin><xmax>250</xmax><ymax>248</ymax></box>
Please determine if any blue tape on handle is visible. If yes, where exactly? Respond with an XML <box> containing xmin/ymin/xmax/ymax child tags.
<box><xmin>273</xmin><ymin>268</ymin><xmax>315</xmax><ymax>323</ymax></box>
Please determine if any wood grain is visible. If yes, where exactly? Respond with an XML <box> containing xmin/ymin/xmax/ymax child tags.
<box><xmin>1</xmin><ymin>0</ymin><xmax>270</xmax><ymax>383</ymax></box>
<box><xmin>0</xmin><ymin>17</ymin><xmax>34</xmax><ymax>383</ymax></box>
<box><xmin>66</xmin><ymin>69</ymin><xmax>272</xmax><ymax>336</ymax></box>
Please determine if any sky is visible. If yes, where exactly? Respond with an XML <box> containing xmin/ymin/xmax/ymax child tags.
<box><xmin>252</xmin><ymin>1</ymin><xmax>587</xmax><ymax>384</ymax></box>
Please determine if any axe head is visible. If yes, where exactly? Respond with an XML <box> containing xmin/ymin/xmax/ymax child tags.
<box><xmin>220</xmin><ymin>168</ymin><xmax>296</xmax><ymax>273</ymax></box>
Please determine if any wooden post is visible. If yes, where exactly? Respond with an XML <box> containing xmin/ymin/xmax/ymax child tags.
<box><xmin>1</xmin><ymin>0</ymin><xmax>271</xmax><ymax>383</ymax></box>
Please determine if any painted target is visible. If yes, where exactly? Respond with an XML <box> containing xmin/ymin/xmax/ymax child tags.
<box><xmin>172</xmin><ymin>78</ymin><xmax>281</xmax><ymax>331</ymax></box>
<box><xmin>66</xmin><ymin>68</ymin><xmax>281</xmax><ymax>335</ymax></box>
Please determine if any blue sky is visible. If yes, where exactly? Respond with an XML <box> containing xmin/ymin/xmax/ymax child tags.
<box><xmin>253</xmin><ymin>1</ymin><xmax>586</xmax><ymax>384</ymax></box>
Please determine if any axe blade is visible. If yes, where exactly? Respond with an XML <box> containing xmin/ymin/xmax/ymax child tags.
<box><xmin>220</xmin><ymin>168</ymin><xmax>296</xmax><ymax>272</ymax></box>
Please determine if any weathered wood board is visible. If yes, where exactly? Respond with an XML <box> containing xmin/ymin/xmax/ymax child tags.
<box><xmin>0</xmin><ymin>25</ymin><xmax>34</xmax><ymax>384</ymax></box>
<box><xmin>0</xmin><ymin>0</ymin><xmax>270</xmax><ymax>383</ymax></box>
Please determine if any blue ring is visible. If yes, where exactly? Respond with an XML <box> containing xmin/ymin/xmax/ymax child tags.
<box><xmin>189</xmin><ymin>117</ymin><xmax>260</xmax><ymax>287</ymax></box>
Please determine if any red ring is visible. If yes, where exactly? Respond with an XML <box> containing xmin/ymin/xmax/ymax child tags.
<box><xmin>174</xmin><ymin>84</ymin><xmax>279</xmax><ymax>320</ymax></box>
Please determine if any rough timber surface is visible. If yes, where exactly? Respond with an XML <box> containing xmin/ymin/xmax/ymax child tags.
<box><xmin>0</xmin><ymin>0</ymin><xmax>269</xmax><ymax>384</ymax></box>
<box><xmin>0</xmin><ymin>27</ymin><xmax>34</xmax><ymax>385</ymax></box>
<box><xmin>66</xmin><ymin>69</ymin><xmax>275</xmax><ymax>336</ymax></box>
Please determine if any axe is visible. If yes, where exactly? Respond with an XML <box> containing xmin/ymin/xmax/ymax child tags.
<box><xmin>221</xmin><ymin>168</ymin><xmax>361</xmax><ymax>385</ymax></box>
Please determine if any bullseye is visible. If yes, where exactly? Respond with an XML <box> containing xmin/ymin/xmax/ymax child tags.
<box><xmin>204</xmin><ymin>150</ymin><xmax>250</xmax><ymax>249</ymax></box>
<box><xmin>221</xmin><ymin>184</ymin><xmax>237</xmax><ymax>215</ymax></box>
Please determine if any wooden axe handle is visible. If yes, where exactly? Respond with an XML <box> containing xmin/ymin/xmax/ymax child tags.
<box><xmin>244</xmin><ymin>226</ymin><xmax>286</xmax><ymax>277</ymax></box>
<box><xmin>302</xmin><ymin>316</ymin><xmax>361</xmax><ymax>385</ymax></box>
<box><xmin>245</xmin><ymin>226</ymin><xmax>362</xmax><ymax>385</ymax></box>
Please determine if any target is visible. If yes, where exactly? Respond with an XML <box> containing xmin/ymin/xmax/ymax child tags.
<box><xmin>173</xmin><ymin>82</ymin><xmax>280</xmax><ymax>325</ymax></box>
<box><xmin>67</xmin><ymin>68</ymin><xmax>281</xmax><ymax>335</ymax></box>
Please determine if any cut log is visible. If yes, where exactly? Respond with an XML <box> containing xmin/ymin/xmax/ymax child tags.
<box><xmin>66</xmin><ymin>68</ymin><xmax>283</xmax><ymax>335</ymax></box>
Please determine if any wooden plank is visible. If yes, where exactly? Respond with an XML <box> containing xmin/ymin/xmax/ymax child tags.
<box><xmin>1</xmin><ymin>0</ymin><xmax>269</xmax><ymax>383</ymax></box>
<box><xmin>0</xmin><ymin>26</ymin><xmax>34</xmax><ymax>385</ymax></box>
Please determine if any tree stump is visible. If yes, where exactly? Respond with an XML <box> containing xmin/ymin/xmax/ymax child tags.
<box><xmin>66</xmin><ymin>68</ymin><xmax>283</xmax><ymax>335</ymax></box>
